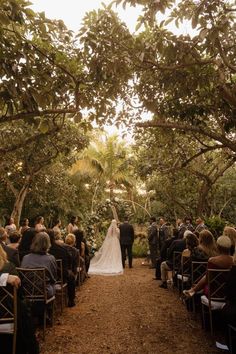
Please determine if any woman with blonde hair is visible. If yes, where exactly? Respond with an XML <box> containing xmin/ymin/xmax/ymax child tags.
<box><xmin>191</xmin><ymin>230</ymin><xmax>218</xmax><ymax>261</ymax></box>
<box><xmin>223</xmin><ymin>226</ymin><xmax>236</xmax><ymax>255</ymax></box>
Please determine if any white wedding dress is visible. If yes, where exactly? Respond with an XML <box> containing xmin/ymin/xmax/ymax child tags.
<box><xmin>88</xmin><ymin>220</ymin><xmax>123</xmax><ymax>275</ymax></box>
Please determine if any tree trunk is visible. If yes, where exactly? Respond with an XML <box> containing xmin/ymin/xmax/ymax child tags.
<box><xmin>196</xmin><ymin>180</ymin><xmax>212</xmax><ymax>217</ymax></box>
<box><xmin>11</xmin><ymin>178</ymin><xmax>31</xmax><ymax>227</ymax></box>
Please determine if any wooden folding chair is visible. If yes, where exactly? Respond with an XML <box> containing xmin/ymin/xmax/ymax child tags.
<box><xmin>228</xmin><ymin>324</ymin><xmax>236</xmax><ymax>354</ymax></box>
<box><xmin>55</xmin><ymin>259</ymin><xmax>67</xmax><ymax>313</ymax></box>
<box><xmin>172</xmin><ymin>251</ymin><xmax>182</xmax><ymax>289</ymax></box>
<box><xmin>191</xmin><ymin>261</ymin><xmax>207</xmax><ymax>312</ymax></box>
<box><xmin>201</xmin><ymin>268</ymin><xmax>230</xmax><ymax>335</ymax></box>
<box><xmin>177</xmin><ymin>256</ymin><xmax>191</xmax><ymax>294</ymax></box>
<box><xmin>17</xmin><ymin>267</ymin><xmax>55</xmax><ymax>340</ymax></box>
<box><xmin>0</xmin><ymin>285</ymin><xmax>17</xmax><ymax>354</ymax></box>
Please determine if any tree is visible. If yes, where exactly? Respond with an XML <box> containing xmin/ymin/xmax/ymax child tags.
<box><xmin>0</xmin><ymin>121</ymin><xmax>88</xmax><ymax>225</ymax></box>
<box><xmin>71</xmin><ymin>133</ymin><xmax>134</xmax><ymax>207</ymax></box>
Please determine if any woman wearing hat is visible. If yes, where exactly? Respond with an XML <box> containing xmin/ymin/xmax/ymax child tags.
<box><xmin>183</xmin><ymin>235</ymin><xmax>233</xmax><ymax>298</ymax></box>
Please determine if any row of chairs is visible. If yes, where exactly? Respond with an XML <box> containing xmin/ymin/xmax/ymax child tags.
<box><xmin>171</xmin><ymin>251</ymin><xmax>235</xmax><ymax>353</ymax></box>
<box><xmin>0</xmin><ymin>258</ymin><xmax>85</xmax><ymax>354</ymax></box>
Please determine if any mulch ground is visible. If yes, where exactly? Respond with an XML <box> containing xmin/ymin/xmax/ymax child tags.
<box><xmin>40</xmin><ymin>259</ymin><xmax>220</xmax><ymax>354</ymax></box>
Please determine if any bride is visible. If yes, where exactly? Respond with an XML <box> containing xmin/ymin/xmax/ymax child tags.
<box><xmin>88</xmin><ymin>219</ymin><xmax>123</xmax><ymax>275</ymax></box>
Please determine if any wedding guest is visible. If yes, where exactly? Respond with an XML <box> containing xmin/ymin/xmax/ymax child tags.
<box><xmin>21</xmin><ymin>232</ymin><xmax>57</xmax><ymax>298</ymax></box>
<box><xmin>0</xmin><ymin>244</ymin><xmax>39</xmax><ymax>354</ymax></box>
<box><xmin>182</xmin><ymin>233</ymin><xmax>199</xmax><ymax>258</ymax></box>
<box><xmin>19</xmin><ymin>218</ymin><xmax>30</xmax><ymax>235</ymax></box>
<box><xmin>191</xmin><ymin>230</ymin><xmax>218</xmax><ymax>261</ymax></box>
<box><xmin>35</xmin><ymin>216</ymin><xmax>46</xmax><ymax>232</ymax></box>
<box><xmin>148</xmin><ymin>217</ymin><xmax>158</xmax><ymax>269</ymax></box>
<box><xmin>8</xmin><ymin>231</ymin><xmax>21</xmax><ymax>250</ymax></box>
<box><xmin>195</xmin><ymin>217</ymin><xmax>207</xmax><ymax>233</ymax></box>
<box><xmin>53</xmin><ymin>219</ymin><xmax>62</xmax><ymax>237</ymax></box>
<box><xmin>5</xmin><ymin>217</ymin><xmax>17</xmax><ymax>236</ymax></box>
<box><xmin>67</xmin><ymin>216</ymin><xmax>78</xmax><ymax>234</ymax></box>
<box><xmin>0</xmin><ymin>227</ymin><xmax>20</xmax><ymax>267</ymax></box>
<box><xmin>183</xmin><ymin>236</ymin><xmax>233</xmax><ymax>298</ymax></box>
<box><xmin>65</xmin><ymin>233</ymin><xmax>80</xmax><ymax>276</ymax></box>
<box><xmin>48</xmin><ymin>229</ymin><xmax>76</xmax><ymax>307</ymax></box>
<box><xmin>18</xmin><ymin>228</ymin><xmax>36</xmax><ymax>261</ymax></box>
<box><xmin>223</xmin><ymin>226</ymin><xmax>236</xmax><ymax>255</ymax></box>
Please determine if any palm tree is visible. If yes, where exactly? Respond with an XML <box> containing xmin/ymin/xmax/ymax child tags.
<box><xmin>70</xmin><ymin>133</ymin><xmax>134</xmax><ymax>212</ymax></box>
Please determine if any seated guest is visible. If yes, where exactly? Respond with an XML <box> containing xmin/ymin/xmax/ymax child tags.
<box><xmin>8</xmin><ymin>231</ymin><xmax>21</xmax><ymax>250</ymax></box>
<box><xmin>18</xmin><ymin>228</ymin><xmax>36</xmax><ymax>261</ymax></box>
<box><xmin>0</xmin><ymin>244</ymin><xmax>39</xmax><ymax>354</ymax></box>
<box><xmin>0</xmin><ymin>227</ymin><xmax>20</xmax><ymax>267</ymax></box>
<box><xmin>182</xmin><ymin>233</ymin><xmax>199</xmax><ymax>258</ymax></box>
<box><xmin>65</xmin><ymin>234</ymin><xmax>80</xmax><ymax>276</ymax></box>
<box><xmin>159</xmin><ymin>230</ymin><xmax>190</xmax><ymax>288</ymax></box>
<box><xmin>21</xmin><ymin>232</ymin><xmax>57</xmax><ymax>298</ymax></box>
<box><xmin>19</xmin><ymin>218</ymin><xmax>30</xmax><ymax>235</ymax></box>
<box><xmin>223</xmin><ymin>226</ymin><xmax>236</xmax><ymax>255</ymax></box>
<box><xmin>221</xmin><ymin>251</ymin><xmax>236</xmax><ymax>347</ymax></box>
<box><xmin>154</xmin><ymin>228</ymin><xmax>179</xmax><ymax>280</ymax></box>
<box><xmin>191</xmin><ymin>230</ymin><xmax>218</xmax><ymax>261</ymax></box>
<box><xmin>183</xmin><ymin>236</ymin><xmax>233</xmax><ymax>298</ymax></box>
<box><xmin>48</xmin><ymin>230</ymin><xmax>76</xmax><ymax>307</ymax></box>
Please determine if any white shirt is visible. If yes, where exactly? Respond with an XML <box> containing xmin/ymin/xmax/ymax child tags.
<box><xmin>0</xmin><ymin>273</ymin><xmax>9</xmax><ymax>286</ymax></box>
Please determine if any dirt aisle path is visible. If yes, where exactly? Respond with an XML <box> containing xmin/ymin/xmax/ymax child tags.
<box><xmin>41</xmin><ymin>259</ymin><xmax>219</xmax><ymax>354</ymax></box>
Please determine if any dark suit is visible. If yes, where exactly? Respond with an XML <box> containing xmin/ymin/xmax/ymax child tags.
<box><xmin>0</xmin><ymin>240</ymin><xmax>20</xmax><ymax>267</ymax></box>
<box><xmin>119</xmin><ymin>222</ymin><xmax>134</xmax><ymax>268</ymax></box>
<box><xmin>148</xmin><ymin>223</ymin><xmax>158</xmax><ymax>267</ymax></box>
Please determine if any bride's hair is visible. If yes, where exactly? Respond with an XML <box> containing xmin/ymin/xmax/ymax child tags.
<box><xmin>107</xmin><ymin>219</ymin><xmax>118</xmax><ymax>237</ymax></box>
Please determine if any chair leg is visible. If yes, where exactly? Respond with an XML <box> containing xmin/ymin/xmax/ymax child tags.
<box><xmin>209</xmin><ymin>307</ymin><xmax>213</xmax><ymax>335</ymax></box>
<box><xmin>201</xmin><ymin>303</ymin><xmax>206</xmax><ymax>330</ymax></box>
<box><xmin>43</xmin><ymin>308</ymin><xmax>46</xmax><ymax>341</ymax></box>
<box><xmin>12</xmin><ymin>328</ymin><xmax>17</xmax><ymax>354</ymax></box>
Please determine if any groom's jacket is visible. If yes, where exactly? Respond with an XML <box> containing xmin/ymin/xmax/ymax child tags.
<box><xmin>119</xmin><ymin>222</ymin><xmax>134</xmax><ymax>245</ymax></box>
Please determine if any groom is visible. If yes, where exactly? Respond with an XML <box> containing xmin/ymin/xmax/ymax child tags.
<box><xmin>119</xmin><ymin>216</ymin><xmax>135</xmax><ymax>268</ymax></box>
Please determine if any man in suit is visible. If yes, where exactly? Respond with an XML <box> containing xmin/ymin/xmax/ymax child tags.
<box><xmin>158</xmin><ymin>218</ymin><xmax>170</xmax><ymax>250</ymax></box>
<box><xmin>148</xmin><ymin>217</ymin><xmax>158</xmax><ymax>269</ymax></box>
<box><xmin>195</xmin><ymin>217</ymin><xmax>207</xmax><ymax>233</ymax></box>
<box><xmin>119</xmin><ymin>216</ymin><xmax>135</xmax><ymax>268</ymax></box>
<box><xmin>0</xmin><ymin>227</ymin><xmax>20</xmax><ymax>266</ymax></box>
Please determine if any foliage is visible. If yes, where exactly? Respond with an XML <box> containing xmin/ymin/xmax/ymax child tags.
<box><xmin>205</xmin><ymin>216</ymin><xmax>226</xmax><ymax>239</ymax></box>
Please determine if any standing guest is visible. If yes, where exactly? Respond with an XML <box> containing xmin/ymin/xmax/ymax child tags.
<box><xmin>67</xmin><ymin>216</ymin><xmax>79</xmax><ymax>234</ymax></box>
<box><xmin>5</xmin><ymin>217</ymin><xmax>17</xmax><ymax>236</ymax></box>
<box><xmin>223</xmin><ymin>226</ymin><xmax>236</xmax><ymax>255</ymax></box>
<box><xmin>119</xmin><ymin>216</ymin><xmax>135</xmax><ymax>269</ymax></box>
<box><xmin>195</xmin><ymin>217</ymin><xmax>207</xmax><ymax>233</ymax></box>
<box><xmin>53</xmin><ymin>219</ymin><xmax>62</xmax><ymax>237</ymax></box>
<box><xmin>73</xmin><ymin>228</ymin><xmax>90</xmax><ymax>273</ymax></box>
<box><xmin>191</xmin><ymin>230</ymin><xmax>218</xmax><ymax>261</ymax></box>
<box><xmin>148</xmin><ymin>217</ymin><xmax>158</xmax><ymax>269</ymax></box>
<box><xmin>19</xmin><ymin>218</ymin><xmax>30</xmax><ymax>235</ymax></box>
<box><xmin>0</xmin><ymin>227</ymin><xmax>20</xmax><ymax>267</ymax></box>
<box><xmin>18</xmin><ymin>228</ymin><xmax>37</xmax><ymax>261</ymax></box>
<box><xmin>21</xmin><ymin>232</ymin><xmax>57</xmax><ymax>298</ymax></box>
<box><xmin>158</xmin><ymin>218</ymin><xmax>170</xmax><ymax>251</ymax></box>
<box><xmin>8</xmin><ymin>231</ymin><xmax>21</xmax><ymax>250</ymax></box>
<box><xmin>35</xmin><ymin>215</ymin><xmax>46</xmax><ymax>232</ymax></box>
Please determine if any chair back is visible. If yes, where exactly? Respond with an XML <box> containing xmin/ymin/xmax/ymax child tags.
<box><xmin>191</xmin><ymin>261</ymin><xmax>207</xmax><ymax>286</ymax></box>
<box><xmin>56</xmin><ymin>259</ymin><xmax>63</xmax><ymax>284</ymax></box>
<box><xmin>16</xmin><ymin>268</ymin><xmax>47</xmax><ymax>301</ymax></box>
<box><xmin>207</xmin><ymin>268</ymin><xmax>230</xmax><ymax>301</ymax></box>
<box><xmin>173</xmin><ymin>251</ymin><xmax>182</xmax><ymax>271</ymax></box>
<box><xmin>0</xmin><ymin>285</ymin><xmax>17</xmax><ymax>354</ymax></box>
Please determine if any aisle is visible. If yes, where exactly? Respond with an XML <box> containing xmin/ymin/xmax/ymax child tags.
<box><xmin>41</xmin><ymin>259</ymin><xmax>219</xmax><ymax>354</ymax></box>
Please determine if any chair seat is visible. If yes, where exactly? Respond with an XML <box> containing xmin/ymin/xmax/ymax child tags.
<box><xmin>177</xmin><ymin>274</ymin><xmax>189</xmax><ymax>282</ymax></box>
<box><xmin>0</xmin><ymin>323</ymin><xmax>14</xmax><ymax>333</ymax></box>
<box><xmin>201</xmin><ymin>295</ymin><xmax>225</xmax><ymax>310</ymax></box>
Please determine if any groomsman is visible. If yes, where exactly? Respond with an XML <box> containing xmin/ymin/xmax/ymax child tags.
<box><xmin>148</xmin><ymin>217</ymin><xmax>158</xmax><ymax>269</ymax></box>
<box><xmin>119</xmin><ymin>216</ymin><xmax>135</xmax><ymax>268</ymax></box>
